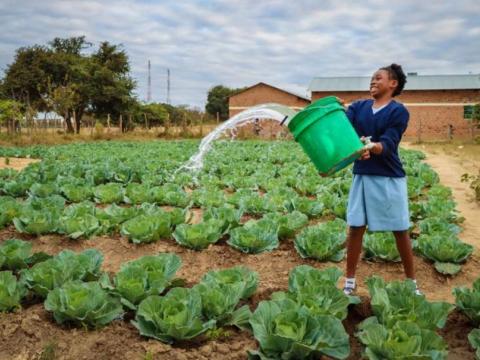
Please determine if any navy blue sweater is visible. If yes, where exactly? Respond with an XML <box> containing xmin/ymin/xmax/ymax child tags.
<box><xmin>346</xmin><ymin>99</ymin><xmax>409</xmax><ymax>177</ymax></box>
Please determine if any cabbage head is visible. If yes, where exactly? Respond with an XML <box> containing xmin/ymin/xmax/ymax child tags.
<box><xmin>0</xmin><ymin>271</ymin><xmax>26</xmax><ymax>312</ymax></box>
<box><xmin>248</xmin><ymin>298</ymin><xmax>350</xmax><ymax>359</ymax></box>
<box><xmin>44</xmin><ymin>280</ymin><xmax>123</xmax><ymax>328</ymax></box>
<box><xmin>227</xmin><ymin>219</ymin><xmax>279</xmax><ymax>254</ymax></box>
<box><xmin>132</xmin><ymin>287</ymin><xmax>216</xmax><ymax>343</ymax></box>
<box><xmin>111</xmin><ymin>253</ymin><xmax>181</xmax><ymax>309</ymax></box>
<box><xmin>173</xmin><ymin>219</ymin><xmax>223</xmax><ymax>250</ymax></box>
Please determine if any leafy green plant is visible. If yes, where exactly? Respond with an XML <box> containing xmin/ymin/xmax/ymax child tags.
<box><xmin>193</xmin><ymin>281</ymin><xmax>252</xmax><ymax>329</ymax></box>
<box><xmin>28</xmin><ymin>183</ymin><xmax>58</xmax><ymax>198</ymax></box>
<box><xmin>0</xmin><ymin>271</ymin><xmax>26</xmax><ymax>312</ymax></box>
<box><xmin>202</xmin><ymin>206</ymin><xmax>243</xmax><ymax>233</ymax></box>
<box><xmin>93</xmin><ymin>183</ymin><xmax>125</xmax><ymax>204</ymax></box>
<box><xmin>58</xmin><ymin>213</ymin><xmax>100</xmax><ymax>239</ymax></box>
<box><xmin>227</xmin><ymin>218</ymin><xmax>279</xmax><ymax>254</ymax></box>
<box><xmin>44</xmin><ymin>280</ymin><xmax>123</xmax><ymax>328</ymax></box>
<box><xmin>60</xmin><ymin>184</ymin><xmax>93</xmax><ymax>202</ymax></box>
<box><xmin>109</xmin><ymin>253</ymin><xmax>182</xmax><ymax>310</ymax></box>
<box><xmin>357</xmin><ymin>318</ymin><xmax>448</xmax><ymax>360</ymax></box>
<box><xmin>21</xmin><ymin>249</ymin><xmax>104</xmax><ymax>298</ymax></box>
<box><xmin>120</xmin><ymin>214</ymin><xmax>171</xmax><ymax>244</ymax></box>
<box><xmin>201</xmin><ymin>266</ymin><xmax>258</xmax><ymax>300</ymax></box>
<box><xmin>0</xmin><ymin>196</ymin><xmax>22</xmax><ymax>228</ymax></box>
<box><xmin>414</xmin><ymin>233</ymin><xmax>473</xmax><ymax>275</ymax></box>
<box><xmin>263</xmin><ymin>211</ymin><xmax>308</xmax><ymax>239</ymax></box>
<box><xmin>287</xmin><ymin>196</ymin><xmax>324</xmax><ymax>218</ymax></box>
<box><xmin>13</xmin><ymin>206</ymin><xmax>58</xmax><ymax>235</ymax></box>
<box><xmin>173</xmin><ymin>219</ymin><xmax>223</xmax><ymax>250</ymax></box>
<box><xmin>453</xmin><ymin>277</ymin><xmax>480</xmax><ymax>326</ymax></box>
<box><xmin>418</xmin><ymin>217</ymin><xmax>461</xmax><ymax>236</ymax></box>
<box><xmin>0</xmin><ymin>239</ymin><xmax>32</xmax><ymax>270</ymax></box>
<box><xmin>124</xmin><ymin>183</ymin><xmax>152</xmax><ymax>204</ymax></box>
<box><xmin>363</xmin><ymin>232</ymin><xmax>400</xmax><ymax>262</ymax></box>
<box><xmin>365</xmin><ymin>276</ymin><xmax>453</xmax><ymax>330</ymax></box>
<box><xmin>132</xmin><ymin>287</ymin><xmax>216</xmax><ymax>343</ymax></box>
<box><xmin>294</xmin><ymin>219</ymin><xmax>346</xmax><ymax>262</ymax></box>
<box><xmin>468</xmin><ymin>329</ymin><xmax>480</xmax><ymax>359</ymax></box>
<box><xmin>248</xmin><ymin>298</ymin><xmax>350</xmax><ymax>359</ymax></box>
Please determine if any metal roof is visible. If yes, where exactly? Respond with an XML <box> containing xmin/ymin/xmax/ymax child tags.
<box><xmin>231</xmin><ymin>82</ymin><xmax>311</xmax><ymax>101</ymax></box>
<box><xmin>308</xmin><ymin>74</ymin><xmax>480</xmax><ymax>92</ymax></box>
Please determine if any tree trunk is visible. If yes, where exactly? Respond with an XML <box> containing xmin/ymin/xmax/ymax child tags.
<box><xmin>65</xmin><ymin>110</ymin><xmax>75</xmax><ymax>133</ymax></box>
<box><xmin>75</xmin><ymin>108</ymin><xmax>84</xmax><ymax>134</ymax></box>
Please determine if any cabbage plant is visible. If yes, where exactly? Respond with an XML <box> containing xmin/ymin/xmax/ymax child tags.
<box><xmin>120</xmin><ymin>214</ymin><xmax>171</xmax><ymax>244</ymax></box>
<box><xmin>44</xmin><ymin>280</ymin><xmax>123</xmax><ymax>328</ymax></box>
<box><xmin>263</xmin><ymin>211</ymin><xmax>308</xmax><ymax>239</ymax></box>
<box><xmin>227</xmin><ymin>219</ymin><xmax>279</xmax><ymax>254</ymax></box>
<box><xmin>414</xmin><ymin>233</ymin><xmax>473</xmax><ymax>275</ymax></box>
<box><xmin>110</xmin><ymin>253</ymin><xmax>181</xmax><ymax>309</ymax></box>
<box><xmin>173</xmin><ymin>219</ymin><xmax>223</xmax><ymax>250</ymax></box>
<box><xmin>132</xmin><ymin>287</ymin><xmax>216</xmax><ymax>343</ymax></box>
<box><xmin>13</xmin><ymin>206</ymin><xmax>58</xmax><ymax>235</ymax></box>
<box><xmin>201</xmin><ymin>266</ymin><xmax>258</xmax><ymax>300</ymax></box>
<box><xmin>453</xmin><ymin>277</ymin><xmax>480</xmax><ymax>325</ymax></box>
<box><xmin>468</xmin><ymin>329</ymin><xmax>480</xmax><ymax>359</ymax></box>
<box><xmin>0</xmin><ymin>196</ymin><xmax>22</xmax><ymax>228</ymax></box>
<box><xmin>363</xmin><ymin>232</ymin><xmax>400</xmax><ymax>262</ymax></box>
<box><xmin>366</xmin><ymin>276</ymin><xmax>453</xmax><ymax>330</ymax></box>
<box><xmin>0</xmin><ymin>271</ymin><xmax>26</xmax><ymax>312</ymax></box>
<box><xmin>0</xmin><ymin>239</ymin><xmax>32</xmax><ymax>270</ymax></box>
<box><xmin>124</xmin><ymin>183</ymin><xmax>151</xmax><ymax>204</ymax></box>
<box><xmin>294</xmin><ymin>219</ymin><xmax>346</xmax><ymax>262</ymax></box>
<box><xmin>60</xmin><ymin>184</ymin><xmax>93</xmax><ymax>202</ymax></box>
<box><xmin>21</xmin><ymin>249</ymin><xmax>104</xmax><ymax>297</ymax></box>
<box><xmin>58</xmin><ymin>213</ymin><xmax>100</xmax><ymax>239</ymax></box>
<box><xmin>202</xmin><ymin>206</ymin><xmax>243</xmax><ymax>233</ymax></box>
<box><xmin>93</xmin><ymin>183</ymin><xmax>125</xmax><ymax>204</ymax></box>
<box><xmin>357</xmin><ymin>318</ymin><xmax>448</xmax><ymax>360</ymax></box>
<box><xmin>193</xmin><ymin>281</ymin><xmax>252</xmax><ymax>329</ymax></box>
<box><xmin>248</xmin><ymin>298</ymin><xmax>350</xmax><ymax>359</ymax></box>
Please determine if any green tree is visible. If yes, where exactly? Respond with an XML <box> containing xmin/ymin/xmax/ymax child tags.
<box><xmin>205</xmin><ymin>85</ymin><xmax>233</xmax><ymax>121</ymax></box>
<box><xmin>140</xmin><ymin>103</ymin><xmax>168</xmax><ymax>128</ymax></box>
<box><xmin>0</xmin><ymin>99</ymin><xmax>23</xmax><ymax>134</ymax></box>
<box><xmin>1</xmin><ymin>37</ymin><xmax>136</xmax><ymax>134</ymax></box>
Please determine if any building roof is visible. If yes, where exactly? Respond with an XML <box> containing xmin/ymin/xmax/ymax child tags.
<box><xmin>308</xmin><ymin>74</ymin><xmax>480</xmax><ymax>92</ymax></box>
<box><xmin>231</xmin><ymin>82</ymin><xmax>311</xmax><ymax>101</ymax></box>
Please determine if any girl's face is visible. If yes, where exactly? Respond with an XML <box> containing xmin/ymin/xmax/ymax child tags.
<box><xmin>370</xmin><ymin>70</ymin><xmax>398</xmax><ymax>99</ymax></box>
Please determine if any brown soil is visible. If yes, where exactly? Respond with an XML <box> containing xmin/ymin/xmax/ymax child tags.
<box><xmin>0</xmin><ymin>225</ymin><xmax>477</xmax><ymax>359</ymax></box>
<box><xmin>0</xmin><ymin>144</ymin><xmax>478</xmax><ymax>359</ymax></box>
<box><xmin>0</xmin><ymin>157</ymin><xmax>39</xmax><ymax>171</ymax></box>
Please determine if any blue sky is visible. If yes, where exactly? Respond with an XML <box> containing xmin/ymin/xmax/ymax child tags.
<box><xmin>0</xmin><ymin>0</ymin><xmax>479</xmax><ymax>108</ymax></box>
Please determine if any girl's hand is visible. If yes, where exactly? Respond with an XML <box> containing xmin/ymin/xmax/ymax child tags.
<box><xmin>336</xmin><ymin>97</ymin><xmax>346</xmax><ymax>107</ymax></box>
<box><xmin>359</xmin><ymin>149</ymin><xmax>371</xmax><ymax>160</ymax></box>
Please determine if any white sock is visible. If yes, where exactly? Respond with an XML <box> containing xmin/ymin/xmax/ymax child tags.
<box><xmin>344</xmin><ymin>277</ymin><xmax>356</xmax><ymax>288</ymax></box>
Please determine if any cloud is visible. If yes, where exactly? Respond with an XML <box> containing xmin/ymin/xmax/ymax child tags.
<box><xmin>0</xmin><ymin>0</ymin><xmax>479</xmax><ymax>107</ymax></box>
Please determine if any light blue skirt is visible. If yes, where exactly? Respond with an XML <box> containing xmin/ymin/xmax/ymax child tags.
<box><xmin>346</xmin><ymin>175</ymin><xmax>410</xmax><ymax>231</ymax></box>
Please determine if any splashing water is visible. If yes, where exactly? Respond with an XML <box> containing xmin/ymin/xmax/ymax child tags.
<box><xmin>177</xmin><ymin>103</ymin><xmax>297</xmax><ymax>174</ymax></box>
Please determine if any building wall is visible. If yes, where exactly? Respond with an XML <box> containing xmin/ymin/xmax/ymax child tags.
<box><xmin>229</xmin><ymin>83</ymin><xmax>310</xmax><ymax>117</ymax></box>
<box><xmin>311</xmin><ymin>89</ymin><xmax>480</xmax><ymax>140</ymax></box>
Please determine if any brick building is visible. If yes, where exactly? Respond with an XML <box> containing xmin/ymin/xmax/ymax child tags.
<box><xmin>228</xmin><ymin>82</ymin><xmax>311</xmax><ymax>118</ymax></box>
<box><xmin>309</xmin><ymin>74</ymin><xmax>480</xmax><ymax>140</ymax></box>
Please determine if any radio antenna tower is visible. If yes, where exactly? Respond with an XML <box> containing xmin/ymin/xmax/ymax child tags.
<box><xmin>147</xmin><ymin>60</ymin><xmax>152</xmax><ymax>102</ymax></box>
<box><xmin>166</xmin><ymin>68</ymin><xmax>171</xmax><ymax>104</ymax></box>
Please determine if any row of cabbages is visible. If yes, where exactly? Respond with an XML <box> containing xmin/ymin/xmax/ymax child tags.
<box><xmin>1</xmin><ymin>239</ymin><xmax>479</xmax><ymax>359</ymax></box>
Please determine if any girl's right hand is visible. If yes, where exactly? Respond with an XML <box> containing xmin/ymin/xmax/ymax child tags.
<box><xmin>336</xmin><ymin>97</ymin><xmax>346</xmax><ymax>107</ymax></box>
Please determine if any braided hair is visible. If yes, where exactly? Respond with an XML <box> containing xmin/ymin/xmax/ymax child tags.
<box><xmin>380</xmin><ymin>63</ymin><xmax>407</xmax><ymax>97</ymax></box>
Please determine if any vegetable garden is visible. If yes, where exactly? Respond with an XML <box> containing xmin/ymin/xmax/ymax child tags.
<box><xmin>0</xmin><ymin>140</ymin><xmax>479</xmax><ymax>359</ymax></box>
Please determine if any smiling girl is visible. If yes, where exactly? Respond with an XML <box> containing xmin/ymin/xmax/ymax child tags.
<box><xmin>341</xmin><ymin>64</ymin><xmax>420</xmax><ymax>295</ymax></box>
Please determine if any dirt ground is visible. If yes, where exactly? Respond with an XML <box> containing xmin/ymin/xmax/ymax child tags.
<box><xmin>0</xmin><ymin>157</ymin><xmax>39</xmax><ymax>171</ymax></box>
<box><xmin>0</xmin><ymin>144</ymin><xmax>479</xmax><ymax>359</ymax></box>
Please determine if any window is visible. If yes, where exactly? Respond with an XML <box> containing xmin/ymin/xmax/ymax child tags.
<box><xmin>464</xmin><ymin>105</ymin><xmax>474</xmax><ymax>119</ymax></box>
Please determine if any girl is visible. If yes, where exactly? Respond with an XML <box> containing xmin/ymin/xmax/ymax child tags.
<box><xmin>341</xmin><ymin>64</ymin><xmax>420</xmax><ymax>295</ymax></box>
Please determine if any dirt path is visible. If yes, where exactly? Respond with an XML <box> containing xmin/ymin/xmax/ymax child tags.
<box><xmin>404</xmin><ymin>143</ymin><xmax>480</xmax><ymax>253</ymax></box>
<box><xmin>0</xmin><ymin>157</ymin><xmax>39</xmax><ymax>171</ymax></box>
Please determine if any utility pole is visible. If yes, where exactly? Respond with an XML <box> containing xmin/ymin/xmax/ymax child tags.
<box><xmin>147</xmin><ymin>60</ymin><xmax>151</xmax><ymax>103</ymax></box>
<box><xmin>166</xmin><ymin>68</ymin><xmax>171</xmax><ymax>105</ymax></box>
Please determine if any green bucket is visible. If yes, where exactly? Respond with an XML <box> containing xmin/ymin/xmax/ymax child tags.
<box><xmin>288</xmin><ymin>96</ymin><xmax>364</xmax><ymax>176</ymax></box>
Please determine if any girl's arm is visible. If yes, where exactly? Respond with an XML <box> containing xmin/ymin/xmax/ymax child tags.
<box><xmin>371</xmin><ymin>107</ymin><xmax>409</xmax><ymax>156</ymax></box>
